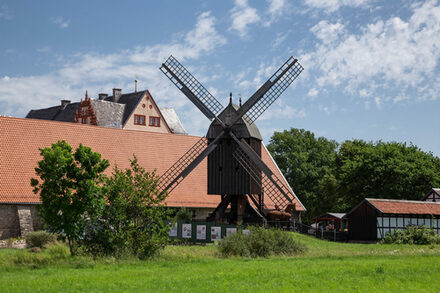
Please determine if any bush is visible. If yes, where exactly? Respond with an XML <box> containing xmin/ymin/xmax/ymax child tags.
<box><xmin>381</xmin><ymin>225</ymin><xmax>440</xmax><ymax>245</ymax></box>
<box><xmin>80</xmin><ymin>157</ymin><xmax>170</xmax><ymax>259</ymax></box>
<box><xmin>218</xmin><ymin>226</ymin><xmax>307</xmax><ymax>258</ymax></box>
<box><xmin>46</xmin><ymin>243</ymin><xmax>70</xmax><ymax>259</ymax></box>
<box><xmin>175</xmin><ymin>207</ymin><xmax>193</xmax><ymax>223</ymax></box>
<box><xmin>25</xmin><ymin>231</ymin><xmax>56</xmax><ymax>248</ymax></box>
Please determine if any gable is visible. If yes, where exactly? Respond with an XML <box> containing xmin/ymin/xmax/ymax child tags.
<box><xmin>421</xmin><ymin>188</ymin><xmax>440</xmax><ymax>202</ymax></box>
<box><xmin>123</xmin><ymin>91</ymin><xmax>172</xmax><ymax>133</ymax></box>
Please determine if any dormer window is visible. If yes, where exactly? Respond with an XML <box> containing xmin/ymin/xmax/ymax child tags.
<box><xmin>149</xmin><ymin>116</ymin><xmax>160</xmax><ymax>127</ymax></box>
<box><xmin>134</xmin><ymin>114</ymin><xmax>146</xmax><ymax>125</ymax></box>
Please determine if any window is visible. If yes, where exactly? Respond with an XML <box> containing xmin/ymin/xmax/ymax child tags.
<box><xmin>134</xmin><ymin>114</ymin><xmax>146</xmax><ymax>125</ymax></box>
<box><xmin>149</xmin><ymin>116</ymin><xmax>160</xmax><ymax>127</ymax></box>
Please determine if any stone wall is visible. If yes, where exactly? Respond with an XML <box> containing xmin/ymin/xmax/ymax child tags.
<box><xmin>191</xmin><ymin>208</ymin><xmax>214</xmax><ymax>220</ymax></box>
<box><xmin>0</xmin><ymin>204</ymin><xmax>42</xmax><ymax>240</ymax></box>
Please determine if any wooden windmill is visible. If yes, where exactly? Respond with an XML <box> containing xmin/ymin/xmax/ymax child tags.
<box><xmin>159</xmin><ymin>56</ymin><xmax>303</xmax><ymax>223</ymax></box>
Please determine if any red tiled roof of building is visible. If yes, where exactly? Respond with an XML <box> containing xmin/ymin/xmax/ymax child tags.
<box><xmin>366</xmin><ymin>198</ymin><xmax>440</xmax><ymax>215</ymax></box>
<box><xmin>0</xmin><ymin>116</ymin><xmax>305</xmax><ymax>211</ymax></box>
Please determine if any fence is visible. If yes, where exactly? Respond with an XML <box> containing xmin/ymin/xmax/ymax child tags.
<box><xmin>267</xmin><ymin>220</ymin><xmax>348</xmax><ymax>242</ymax></box>
<box><xmin>169</xmin><ymin>220</ymin><xmax>348</xmax><ymax>243</ymax></box>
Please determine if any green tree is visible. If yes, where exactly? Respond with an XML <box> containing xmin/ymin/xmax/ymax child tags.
<box><xmin>267</xmin><ymin>128</ymin><xmax>339</xmax><ymax>222</ymax></box>
<box><xmin>336</xmin><ymin>140</ymin><xmax>440</xmax><ymax>207</ymax></box>
<box><xmin>31</xmin><ymin>140</ymin><xmax>109</xmax><ymax>255</ymax></box>
<box><xmin>84</xmin><ymin>156</ymin><xmax>170</xmax><ymax>259</ymax></box>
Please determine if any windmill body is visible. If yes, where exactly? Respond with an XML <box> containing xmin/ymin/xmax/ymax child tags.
<box><xmin>159</xmin><ymin>55</ymin><xmax>304</xmax><ymax>224</ymax></box>
<box><xmin>207</xmin><ymin>101</ymin><xmax>262</xmax><ymax>196</ymax></box>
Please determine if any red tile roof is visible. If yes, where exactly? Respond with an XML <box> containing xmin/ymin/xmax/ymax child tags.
<box><xmin>366</xmin><ymin>198</ymin><xmax>440</xmax><ymax>215</ymax></box>
<box><xmin>0</xmin><ymin>116</ymin><xmax>305</xmax><ymax>211</ymax></box>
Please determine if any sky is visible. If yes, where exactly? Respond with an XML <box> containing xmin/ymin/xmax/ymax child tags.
<box><xmin>1</xmin><ymin>0</ymin><xmax>439</xmax><ymax>156</ymax></box>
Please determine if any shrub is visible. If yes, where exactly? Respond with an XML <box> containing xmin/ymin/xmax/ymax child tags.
<box><xmin>80</xmin><ymin>156</ymin><xmax>170</xmax><ymax>259</ymax></box>
<box><xmin>29</xmin><ymin>247</ymin><xmax>41</xmax><ymax>253</ymax></box>
<box><xmin>175</xmin><ymin>207</ymin><xmax>193</xmax><ymax>223</ymax></box>
<box><xmin>25</xmin><ymin>231</ymin><xmax>56</xmax><ymax>248</ymax></box>
<box><xmin>218</xmin><ymin>226</ymin><xmax>307</xmax><ymax>258</ymax></box>
<box><xmin>381</xmin><ymin>225</ymin><xmax>440</xmax><ymax>245</ymax></box>
<box><xmin>46</xmin><ymin>243</ymin><xmax>70</xmax><ymax>259</ymax></box>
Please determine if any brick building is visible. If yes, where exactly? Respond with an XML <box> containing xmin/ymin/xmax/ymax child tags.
<box><xmin>0</xmin><ymin>116</ymin><xmax>305</xmax><ymax>239</ymax></box>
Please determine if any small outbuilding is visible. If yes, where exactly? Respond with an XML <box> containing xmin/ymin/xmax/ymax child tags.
<box><xmin>346</xmin><ymin>198</ymin><xmax>440</xmax><ymax>241</ymax></box>
<box><xmin>313</xmin><ymin>213</ymin><xmax>347</xmax><ymax>232</ymax></box>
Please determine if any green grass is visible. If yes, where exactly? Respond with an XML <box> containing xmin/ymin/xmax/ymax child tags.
<box><xmin>1</xmin><ymin>233</ymin><xmax>440</xmax><ymax>292</ymax></box>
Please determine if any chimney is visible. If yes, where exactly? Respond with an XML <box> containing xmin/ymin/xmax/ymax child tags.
<box><xmin>61</xmin><ymin>100</ymin><xmax>70</xmax><ymax>108</ymax></box>
<box><xmin>98</xmin><ymin>93</ymin><xmax>108</xmax><ymax>100</ymax></box>
<box><xmin>113</xmin><ymin>88</ymin><xmax>122</xmax><ymax>103</ymax></box>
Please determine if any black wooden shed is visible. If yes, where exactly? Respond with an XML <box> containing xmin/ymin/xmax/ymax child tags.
<box><xmin>346</xmin><ymin>198</ymin><xmax>440</xmax><ymax>241</ymax></box>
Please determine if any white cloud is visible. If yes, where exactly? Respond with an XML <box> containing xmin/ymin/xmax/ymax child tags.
<box><xmin>304</xmin><ymin>0</ymin><xmax>370</xmax><ymax>13</ymax></box>
<box><xmin>0</xmin><ymin>11</ymin><xmax>226</xmax><ymax>137</ymax></box>
<box><xmin>310</xmin><ymin>21</ymin><xmax>345</xmax><ymax>44</ymax></box>
<box><xmin>51</xmin><ymin>16</ymin><xmax>70</xmax><ymax>28</ymax></box>
<box><xmin>302</xmin><ymin>0</ymin><xmax>440</xmax><ymax>103</ymax></box>
<box><xmin>307</xmin><ymin>88</ymin><xmax>319</xmax><ymax>97</ymax></box>
<box><xmin>0</xmin><ymin>5</ymin><xmax>12</xmax><ymax>20</ymax></box>
<box><xmin>271</xmin><ymin>31</ymin><xmax>290</xmax><ymax>49</ymax></box>
<box><xmin>265</xmin><ymin>0</ymin><xmax>288</xmax><ymax>26</ymax></box>
<box><xmin>374</xmin><ymin>97</ymin><xmax>382</xmax><ymax>109</ymax></box>
<box><xmin>229</xmin><ymin>0</ymin><xmax>260</xmax><ymax>38</ymax></box>
<box><xmin>36</xmin><ymin>46</ymin><xmax>51</xmax><ymax>53</ymax></box>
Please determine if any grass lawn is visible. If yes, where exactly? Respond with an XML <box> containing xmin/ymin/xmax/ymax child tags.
<box><xmin>1</xmin><ymin>233</ymin><xmax>440</xmax><ymax>292</ymax></box>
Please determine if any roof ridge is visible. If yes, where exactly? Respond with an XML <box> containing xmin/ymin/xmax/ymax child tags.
<box><xmin>366</xmin><ymin>198</ymin><xmax>440</xmax><ymax>205</ymax></box>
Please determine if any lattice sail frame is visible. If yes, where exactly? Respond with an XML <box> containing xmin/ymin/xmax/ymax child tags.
<box><xmin>160</xmin><ymin>55</ymin><xmax>223</xmax><ymax>119</ymax></box>
<box><xmin>158</xmin><ymin>137</ymin><xmax>207</xmax><ymax>194</ymax></box>
<box><xmin>232</xmin><ymin>146</ymin><xmax>295</xmax><ymax>210</ymax></box>
<box><xmin>243</xmin><ymin>57</ymin><xmax>303</xmax><ymax>124</ymax></box>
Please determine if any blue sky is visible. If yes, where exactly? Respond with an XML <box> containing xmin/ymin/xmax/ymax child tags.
<box><xmin>1</xmin><ymin>0</ymin><xmax>439</xmax><ymax>155</ymax></box>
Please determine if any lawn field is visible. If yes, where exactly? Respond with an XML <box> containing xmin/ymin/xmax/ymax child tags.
<box><xmin>1</xmin><ymin>233</ymin><xmax>440</xmax><ymax>293</ymax></box>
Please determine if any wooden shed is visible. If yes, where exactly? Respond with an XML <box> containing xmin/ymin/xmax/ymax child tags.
<box><xmin>346</xmin><ymin>198</ymin><xmax>440</xmax><ymax>241</ymax></box>
<box><xmin>313</xmin><ymin>213</ymin><xmax>347</xmax><ymax>232</ymax></box>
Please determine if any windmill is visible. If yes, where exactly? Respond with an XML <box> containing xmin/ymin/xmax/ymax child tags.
<box><xmin>158</xmin><ymin>56</ymin><xmax>303</xmax><ymax>223</ymax></box>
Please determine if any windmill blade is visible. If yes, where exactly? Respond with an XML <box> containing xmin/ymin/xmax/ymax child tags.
<box><xmin>160</xmin><ymin>55</ymin><xmax>223</xmax><ymax>121</ymax></box>
<box><xmin>158</xmin><ymin>131</ymin><xmax>224</xmax><ymax>194</ymax></box>
<box><xmin>233</xmin><ymin>57</ymin><xmax>303</xmax><ymax>125</ymax></box>
<box><xmin>229</xmin><ymin>132</ymin><xmax>294</xmax><ymax>210</ymax></box>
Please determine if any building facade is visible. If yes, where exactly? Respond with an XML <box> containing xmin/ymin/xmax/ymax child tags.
<box><xmin>0</xmin><ymin>116</ymin><xmax>305</xmax><ymax>239</ymax></box>
<box><xmin>346</xmin><ymin>198</ymin><xmax>440</xmax><ymax>241</ymax></box>
<box><xmin>26</xmin><ymin>89</ymin><xmax>186</xmax><ymax>134</ymax></box>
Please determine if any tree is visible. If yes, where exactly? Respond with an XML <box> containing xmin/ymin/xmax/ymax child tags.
<box><xmin>84</xmin><ymin>156</ymin><xmax>170</xmax><ymax>259</ymax></box>
<box><xmin>267</xmin><ymin>128</ymin><xmax>339</xmax><ymax>222</ymax></box>
<box><xmin>336</xmin><ymin>140</ymin><xmax>440</xmax><ymax>208</ymax></box>
<box><xmin>267</xmin><ymin>127</ymin><xmax>440</xmax><ymax>222</ymax></box>
<box><xmin>31</xmin><ymin>140</ymin><xmax>109</xmax><ymax>255</ymax></box>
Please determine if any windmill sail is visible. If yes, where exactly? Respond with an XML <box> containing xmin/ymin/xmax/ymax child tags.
<box><xmin>234</xmin><ymin>57</ymin><xmax>303</xmax><ymax>125</ymax></box>
<box><xmin>160</xmin><ymin>55</ymin><xmax>223</xmax><ymax>120</ymax></box>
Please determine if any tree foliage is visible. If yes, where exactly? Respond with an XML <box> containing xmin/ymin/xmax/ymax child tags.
<box><xmin>336</xmin><ymin>140</ymin><xmax>440</xmax><ymax>208</ymax></box>
<box><xmin>267</xmin><ymin>128</ymin><xmax>339</xmax><ymax>221</ymax></box>
<box><xmin>31</xmin><ymin>140</ymin><xmax>109</xmax><ymax>255</ymax></box>
<box><xmin>267</xmin><ymin>129</ymin><xmax>440</xmax><ymax>222</ymax></box>
<box><xmin>82</xmin><ymin>156</ymin><xmax>170</xmax><ymax>259</ymax></box>
<box><xmin>32</xmin><ymin>141</ymin><xmax>169</xmax><ymax>259</ymax></box>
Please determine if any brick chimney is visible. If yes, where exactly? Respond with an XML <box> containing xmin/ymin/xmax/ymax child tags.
<box><xmin>61</xmin><ymin>100</ymin><xmax>70</xmax><ymax>108</ymax></box>
<box><xmin>112</xmin><ymin>88</ymin><xmax>122</xmax><ymax>103</ymax></box>
<box><xmin>98</xmin><ymin>93</ymin><xmax>108</xmax><ymax>100</ymax></box>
